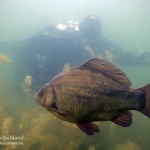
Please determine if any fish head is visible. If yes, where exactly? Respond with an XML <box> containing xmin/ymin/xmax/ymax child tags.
<box><xmin>35</xmin><ymin>83</ymin><xmax>54</xmax><ymax>110</ymax></box>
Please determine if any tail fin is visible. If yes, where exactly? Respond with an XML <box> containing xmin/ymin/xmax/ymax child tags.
<box><xmin>140</xmin><ymin>84</ymin><xmax>150</xmax><ymax>117</ymax></box>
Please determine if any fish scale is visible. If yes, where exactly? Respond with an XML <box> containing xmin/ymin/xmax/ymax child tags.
<box><xmin>54</xmin><ymin>69</ymin><xmax>127</xmax><ymax>120</ymax></box>
<box><xmin>56</xmin><ymin>70</ymin><xmax>122</xmax><ymax>117</ymax></box>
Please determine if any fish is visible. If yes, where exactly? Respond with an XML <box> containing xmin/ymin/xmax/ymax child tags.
<box><xmin>35</xmin><ymin>58</ymin><xmax>150</xmax><ymax>135</ymax></box>
<box><xmin>0</xmin><ymin>54</ymin><xmax>12</xmax><ymax>64</ymax></box>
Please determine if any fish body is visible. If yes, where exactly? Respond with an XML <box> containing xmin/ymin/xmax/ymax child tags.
<box><xmin>35</xmin><ymin>58</ymin><xmax>150</xmax><ymax>135</ymax></box>
<box><xmin>47</xmin><ymin>67</ymin><xmax>139</xmax><ymax>122</ymax></box>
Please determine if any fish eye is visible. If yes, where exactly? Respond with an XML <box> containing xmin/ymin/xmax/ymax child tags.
<box><xmin>38</xmin><ymin>88</ymin><xmax>45</xmax><ymax>97</ymax></box>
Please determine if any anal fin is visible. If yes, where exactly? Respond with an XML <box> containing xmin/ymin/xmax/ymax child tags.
<box><xmin>111</xmin><ymin>111</ymin><xmax>132</xmax><ymax>127</ymax></box>
<box><xmin>76</xmin><ymin>122</ymin><xmax>99</xmax><ymax>135</ymax></box>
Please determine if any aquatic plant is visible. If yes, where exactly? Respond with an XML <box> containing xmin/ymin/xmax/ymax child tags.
<box><xmin>83</xmin><ymin>45</ymin><xmax>96</xmax><ymax>58</ymax></box>
<box><xmin>88</xmin><ymin>145</ymin><xmax>95</xmax><ymax>150</ymax></box>
<box><xmin>105</xmin><ymin>50</ymin><xmax>113</xmax><ymax>62</ymax></box>
<box><xmin>63</xmin><ymin>63</ymin><xmax>70</xmax><ymax>71</ymax></box>
<box><xmin>1</xmin><ymin>116</ymin><xmax>14</xmax><ymax>150</ymax></box>
<box><xmin>22</xmin><ymin>75</ymin><xmax>32</xmax><ymax>95</ymax></box>
<box><xmin>15</xmin><ymin>106</ymin><xmax>85</xmax><ymax>149</ymax></box>
<box><xmin>1</xmin><ymin>116</ymin><xmax>13</xmax><ymax>136</ymax></box>
<box><xmin>113</xmin><ymin>140</ymin><xmax>141</xmax><ymax>150</ymax></box>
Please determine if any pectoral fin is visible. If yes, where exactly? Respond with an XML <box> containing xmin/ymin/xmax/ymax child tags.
<box><xmin>111</xmin><ymin>111</ymin><xmax>132</xmax><ymax>127</ymax></box>
<box><xmin>51</xmin><ymin>107</ymin><xmax>67</xmax><ymax>116</ymax></box>
<box><xmin>50</xmin><ymin>98</ymin><xmax>67</xmax><ymax>116</ymax></box>
<box><xmin>76</xmin><ymin>122</ymin><xmax>99</xmax><ymax>135</ymax></box>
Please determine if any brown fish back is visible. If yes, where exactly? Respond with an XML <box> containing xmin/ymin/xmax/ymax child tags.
<box><xmin>81</xmin><ymin>58</ymin><xmax>131</xmax><ymax>87</ymax></box>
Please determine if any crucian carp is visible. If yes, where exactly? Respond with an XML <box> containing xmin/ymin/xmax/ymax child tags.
<box><xmin>35</xmin><ymin>58</ymin><xmax>150</xmax><ymax>135</ymax></box>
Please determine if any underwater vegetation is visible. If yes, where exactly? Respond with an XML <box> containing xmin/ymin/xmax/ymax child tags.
<box><xmin>104</xmin><ymin>50</ymin><xmax>113</xmax><ymax>62</ymax></box>
<box><xmin>0</xmin><ymin>54</ymin><xmax>12</xmax><ymax>64</ymax></box>
<box><xmin>83</xmin><ymin>45</ymin><xmax>96</xmax><ymax>58</ymax></box>
<box><xmin>1</xmin><ymin>117</ymin><xmax>13</xmax><ymax>136</ymax></box>
<box><xmin>22</xmin><ymin>75</ymin><xmax>32</xmax><ymax>95</ymax></box>
<box><xmin>113</xmin><ymin>140</ymin><xmax>140</xmax><ymax>150</ymax></box>
<box><xmin>63</xmin><ymin>63</ymin><xmax>70</xmax><ymax>72</ymax></box>
<box><xmin>0</xmin><ymin>116</ymin><xmax>15</xmax><ymax>150</ymax></box>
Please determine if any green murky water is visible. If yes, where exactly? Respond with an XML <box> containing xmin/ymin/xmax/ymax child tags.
<box><xmin>0</xmin><ymin>0</ymin><xmax>150</xmax><ymax>149</ymax></box>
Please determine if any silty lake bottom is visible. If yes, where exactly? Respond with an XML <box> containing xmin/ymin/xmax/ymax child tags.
<box><xmin>0</xmin><ymin>0</ymin><xmax>150</xmax><ymax>149</ymax></box>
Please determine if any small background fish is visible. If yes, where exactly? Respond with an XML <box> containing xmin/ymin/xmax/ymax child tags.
<box><xmin>0</xmin><ymin>54</ymin><xmax>12</xmax><ymax>64</ymax></box>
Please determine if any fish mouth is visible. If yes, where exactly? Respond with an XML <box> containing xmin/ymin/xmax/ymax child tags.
<box><xmin>34</xmin><ymin>91</ymin><xmax>44</xmax><ymax>106</ymax></box>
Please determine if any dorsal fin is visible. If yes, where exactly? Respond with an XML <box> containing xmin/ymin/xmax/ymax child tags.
<box><xmin>81</xmin><ymin>58</ymin><xmax>131</xmax><ymax>87</ymax></box>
